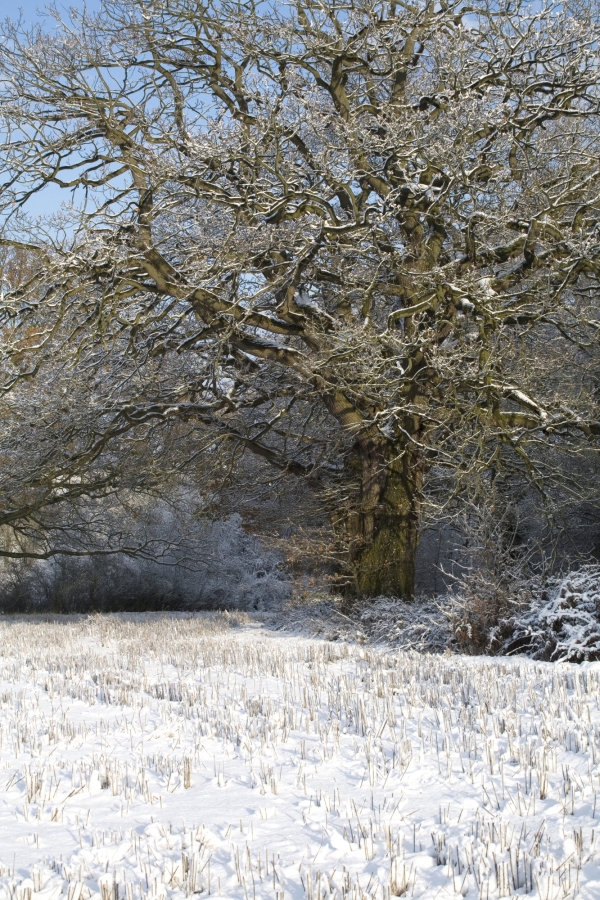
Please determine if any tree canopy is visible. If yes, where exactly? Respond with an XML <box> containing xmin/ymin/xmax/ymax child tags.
<box><xmin>0</xmin><ymin>0</ymin><xmax>599</xmax><ymax>597</ymax></box>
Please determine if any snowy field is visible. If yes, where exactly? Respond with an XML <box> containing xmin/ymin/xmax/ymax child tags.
<box><xmin>0</xmin><ymin>614</ymin><xmax>599</xmax><ymax>900</ymax></box>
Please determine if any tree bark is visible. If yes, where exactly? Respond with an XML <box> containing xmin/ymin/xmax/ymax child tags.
<box><xmin>349</xmin><ymin>439</ymin><xmax>423</xmax><ymax>599</ymax></box>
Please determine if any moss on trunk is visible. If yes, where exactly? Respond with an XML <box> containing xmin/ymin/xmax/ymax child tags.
<box><xmin>349</xmin><ymin>442</ymin><xmax>422</xmax><ymax>599</ymax></box>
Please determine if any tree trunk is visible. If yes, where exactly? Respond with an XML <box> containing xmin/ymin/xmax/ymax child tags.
<box><xmin>349</xmin><ymin>439</ymin><xmax>423</xmax><ymax>599</ymax></box>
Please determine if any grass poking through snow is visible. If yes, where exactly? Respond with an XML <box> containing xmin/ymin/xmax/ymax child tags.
<box><xmin>0</xmin><ymin>613</ymin><xmax>599</xmax><ymax>899</ymax></box>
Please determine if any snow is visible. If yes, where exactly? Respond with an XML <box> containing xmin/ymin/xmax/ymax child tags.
<box><xmin>1</xmin><ymin>613</ymin><xmax>600</xmax><ymax>900</ymax></box>
<box><xmin>494</xmin><ymin>567</ymin><xmax>600</xmax><ymax>662</ymax></box>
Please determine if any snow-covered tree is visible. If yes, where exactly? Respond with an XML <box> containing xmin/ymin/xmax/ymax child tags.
<box><xmin>0</xmin><ymin>0</ymin><xmax>599</xmax><ymax>597</ymax></box>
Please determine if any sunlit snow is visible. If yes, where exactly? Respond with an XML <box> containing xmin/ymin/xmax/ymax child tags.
<box><xmin>0</xmin><ymin>614</ymin><xmax>599</xmax><ymax>900</ymax></box>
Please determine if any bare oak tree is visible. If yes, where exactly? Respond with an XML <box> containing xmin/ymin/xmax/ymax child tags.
<box><xmin>0</xmin><ymin>0</ymin><xmax>599</xmax><ymax>596</ymax></box>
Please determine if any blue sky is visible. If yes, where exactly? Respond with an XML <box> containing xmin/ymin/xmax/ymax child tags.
<box><xmin>4</xmin><ymin>2</ymin><xmax>103</xmax><ymax>221</ymax></box>
<box><xmin>5</xmin><ymin>1</ymin><xmax>100</xmax><ymax>27</ymax></box>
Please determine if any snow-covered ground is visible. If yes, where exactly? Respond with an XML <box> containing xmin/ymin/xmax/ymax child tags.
<box><xmin>0</xmin><ymin>613</ymin><xmax>599</xmax><ymax>900</ymax></box>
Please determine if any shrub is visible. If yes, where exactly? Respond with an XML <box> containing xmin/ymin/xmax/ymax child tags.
<box><xmin>491</xmin><ymin>566</ymin><xmax>600</xmax><ymax>662</ymax></box>
<box><xmin>0</xmin><ymin>515</ymin><xmax>291</xmax><ymax>613</ymax></box>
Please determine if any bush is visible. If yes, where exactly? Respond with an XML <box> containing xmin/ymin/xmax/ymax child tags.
<box><xmin>447</xmin><ymin>566</ymin><xmax>539</xmax><ymax>655</ymax></box>
<box><xmin>0</xmin><ymin>515</ymin><xmax>291</xmax><ymax>613</ymax></box>
<box><xmin>358</xmin><ymin>597</ymin><xmax>450</xmax><ymax>652</ymax></box>
<box><xmin>491</xmin><ymin>566</ymin><xmax>600</xmax><ymax>662</ymax></box>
